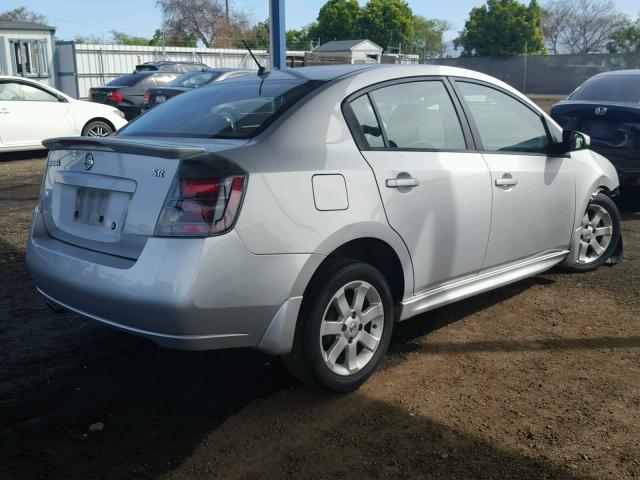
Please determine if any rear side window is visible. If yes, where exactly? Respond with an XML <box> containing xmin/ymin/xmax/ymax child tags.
<box><xmin>349</xmin><ymin>95</ymin><xmax>384</xmax><ymax>148</ymax></box>
<box><xmin>368</xmin><ymin>81</ymin><xmax>466</xmax><ymax>150</ymax></box>
<box><xmin>118</xmin><ymin>77</ymin><xmax>325</xmax><ymax>139</ymax></box>
<box><xmin>107</xmin><ymin>74</ymin><xmax>145</xmax><ymax>87</ymax></box>
<box><xmin>570</xmin><ymin>75</ymin><xmax>640</xmax><ymax>103</ymax></box>
<box><xmin>458</xmin><ymin>82</ymin><xmax>549</xmax><ymax>154</ymax></box>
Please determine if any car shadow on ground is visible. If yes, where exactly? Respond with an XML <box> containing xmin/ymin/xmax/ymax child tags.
<box><xmin>0</xmin><ymin>150</ymin><xmax>48</xmax><ymax>163</ymax></box>
<box><xmin>0</xmin><ymin>254</ymin><xmax>608</xmax><ymax>479</ymax></box>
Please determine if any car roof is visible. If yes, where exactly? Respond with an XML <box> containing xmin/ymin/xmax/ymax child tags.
<box><xmin>592</xmin><ymin>69</ymin><xmax>640</xmax><ymax>77</ymax></box>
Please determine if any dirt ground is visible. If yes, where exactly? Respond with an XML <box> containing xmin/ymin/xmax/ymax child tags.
<box><xmin>1</xmin><ymin>150</ymin><xmax>639</xmax><ymax>480</ymax></box>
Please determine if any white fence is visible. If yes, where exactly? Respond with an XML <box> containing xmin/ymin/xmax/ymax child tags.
<box><xmin>55</xmin><ymin>43</ymin><xmax>306</xmax><ymax>99</ymax></box>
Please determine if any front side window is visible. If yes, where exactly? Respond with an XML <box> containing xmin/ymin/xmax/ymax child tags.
<box><xmin>0</xmin><ymin>82</ymin><xmax>57</xmax><ymax>102</ymax></box>
<box><xmin>169</xmin><ymin>71</ymin><xmax>220</xmax><ymax>88</ymax></box>
<box><xmin>368</xmin><ymin>81</ymin><xmax>466</xmax><ymax>150</ymax></box>
<box><xmin>118</xmin><ymin>77</ymin><xmax>325</xmax><ymax>139</ymax></box>
<box><xmin>458</xmin><ymin>82</ymin><xmax>549</xmax><ymax>154</ymax></box>
<box><xmin>11</xmin><ymin>40</ymin><xmax>48</xmax><ymax>77</ymax></box>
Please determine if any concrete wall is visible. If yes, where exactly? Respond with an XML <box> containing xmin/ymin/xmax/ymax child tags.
<box><xmin>429</xmin><ymin>53</ymin><xmax>640</xmax><ymax>95</ymax></box>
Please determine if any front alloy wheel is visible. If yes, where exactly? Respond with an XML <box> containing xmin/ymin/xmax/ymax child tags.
<box><xmin>568</xmin><ymin>193</ymin><xmax>621</xmax><ymax>272</ymax></box>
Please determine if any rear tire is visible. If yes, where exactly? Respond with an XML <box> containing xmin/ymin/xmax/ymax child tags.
<box><xmin>283</xmin><ymin>260</ymin><xmax>394</xmax><ymax>392</ymax></box>
<box><xmin>82</xmin><ymin>120</ymin><xmax>114</xmax><ymax>137</ymax></box>
<box><xmin>566</xmin><ymin>193</ymin><xmax>621</xmax><ymax>272</ymax></box>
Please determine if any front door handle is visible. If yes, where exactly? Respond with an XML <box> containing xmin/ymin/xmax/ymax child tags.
<box><xmin>386</xmin><ymin>177</ymin><xmax>420</xmax><ymax>188</ymax></box>
<box><xmin>495</xmin><ymin>175</ymin><xmax>518</xmax><ymax>187</ymax></box>
<box><xmin>0</xmin><ymin>108</ymin><xmax>9</xmax><ymax>114</ymax></box>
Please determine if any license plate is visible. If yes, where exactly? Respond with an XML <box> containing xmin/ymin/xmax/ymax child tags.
<box><xmin>75</xmin><ymin>188</ymin><xmax>109</xmax><ymax>226</ymax></box>
<box><xmin>156</xmin><ymin>95</ymin><xmax>166</xmax><ymax>103</ymax></box>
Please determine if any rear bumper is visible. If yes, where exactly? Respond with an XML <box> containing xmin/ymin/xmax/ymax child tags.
<box><xmin>27</xmin><ymin>210</ymin><xmax>318</xmax><ymax>352</ymax></box>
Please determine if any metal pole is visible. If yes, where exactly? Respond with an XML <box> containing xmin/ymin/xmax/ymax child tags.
<box><xmin>523</xmin><ymin>41</ymin><xmax>528</xmax><ymax>94</ymax></box>
<box><xmin>269</xmin><ymin>0</ymin><xmax>286</xmax><ymax>69</ymax></box>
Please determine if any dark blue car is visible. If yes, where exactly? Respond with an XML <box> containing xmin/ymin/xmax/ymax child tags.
<box><xmin>551</xmin><ymin>70</ymin><xmax>640</xmax><ymax>187</ymax></box>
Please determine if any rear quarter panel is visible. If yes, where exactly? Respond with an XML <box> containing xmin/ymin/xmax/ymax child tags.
<box><xmin>227</xmin><ymin>74</ymin><xmax>415</xmax><ymax>299</ymax></box>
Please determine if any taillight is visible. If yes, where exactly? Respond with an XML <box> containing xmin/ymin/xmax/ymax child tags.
<box><xmin>155</xmin><ymin>161</ymin><xmax>246</xmax><ymax>237</ymax></box>
<box><xmin>143</xmin><ymin>92</ymin><xmax>151</xmax><ymax>102</ymax></box>
<box><xmin>106</xmin><ymin>91</ymin><xmax>123</xmax><ymax>102</ymax></box>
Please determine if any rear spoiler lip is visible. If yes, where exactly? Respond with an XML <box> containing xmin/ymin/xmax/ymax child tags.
<box><xmin>42</xmin><ymin>136</ymin><xmax>205</xmax><ymax>160</ymax></box>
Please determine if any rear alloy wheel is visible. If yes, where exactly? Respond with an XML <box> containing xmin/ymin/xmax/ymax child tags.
<box><xmin>284</xmin><ymin>261</ymin><xmax>394</xmax><ymax>392</ymax></box>
<box><xmin>82</xmin><ymin>120</ymin><xmax>114</xmax><ymax>137</ymax></box>
<box><xmin>569</xmin><ymin>193</ymin><xmax>621</xmax><ymax>271</ymax></box>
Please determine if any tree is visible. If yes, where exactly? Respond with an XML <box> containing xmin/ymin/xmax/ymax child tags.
<box><xmin>151</xmin><ymin>27</ymin><xmax>198</xmax><ymax>47</ymax></box>
<box><xmin>455</xmin><ymin>0</ymin><xmax>547</xmax><ymax>56</ymax></box>
<box><xmin>286</xmin><ymin>25</ymin><xmax>317</xmax><ymax>50</ymax></box>
<box><xmin>360</xmin><ymin>0</ymin><xmax>414</xmax><ymax>49</ymax></box>
<box><xmin>240</xmin><ymin>20</ymin><xmax>270</xmax><ymax>48</ymax></box>
<box><xmin>110</xmin><ymin>30</ymin><xmax>154</xmax><ymax>46</ymax></box>
<box><xmin>0</xmin><ymin>6</ymin><xmax>47</xmax><ymax>23</ymax></box>
<box><xmin>559</xmin><ymin>0</ymin><xmax>627</xmax><ymax>53</ymax></box>
<box><xmin>541</xmin><ymin>0</ymin><xmax>576</xmax><ymax>53</ymax></box>
<box><xmin>307</xmin><ymin>0</ymin><xmax>361</xmax><ymax>43</ymax></box>
<box><xmin>156</xmin><ymin>0</ymin><xmax>250</xmax><ymax>48</ymax></box>
<box><xmin>412</xmin><ymin>16</ymin><xmax>450</xmax><ymax>58</ymax></box>
<box><xmin>607</xmin><ymin>17</ymin><xmax>640</xmax><ymax>53</ymax></box>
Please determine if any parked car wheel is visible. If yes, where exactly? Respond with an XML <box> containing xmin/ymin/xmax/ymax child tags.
<box><xmin>82</xmin><ymin>120</ymin><xmax>114</xmax><ymax>137</ymax></box>
<box><xmin>284</xmin><ymin>260</ymin><xmax>394</xmax><ymax>392</ymax></box>
<box><xmin>568</xmin><ymin>193</ymin><xmax>621</xmax><ymax>272</ymax></box>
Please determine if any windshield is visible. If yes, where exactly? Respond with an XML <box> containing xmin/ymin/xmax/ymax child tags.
<box><xmin>106</xmin><ymin>74</ymin><xmax>146</xmax><ymax>87</ymax></box>
<box><xmin>570</xmin><ymin>75</ymin><xmax>640</xmax><ymax>104</ymax></box>
<box><xmin>118</xmin><ymin>77</ymin><xmax>325</xmax><ymax>139</ymax></box>
<box><xmin>169</xmin><ymin>71</ymin><xmax>220</xmax><ymax>88</ymax></box>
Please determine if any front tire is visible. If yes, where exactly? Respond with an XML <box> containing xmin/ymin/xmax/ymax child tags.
<box><xmin>82</xmin><ymin>120</ymin><xmax>114</xmax><ymax>137</ymax></box>
<box><xmin>284</xmin><ymin>261</ymin><xmax>394</xmax><ymax>392</ymax></box>
<box><xmin>567</xmin><ymin>193</ymin><xmax>621</xmax><ymax>272</ymax></box>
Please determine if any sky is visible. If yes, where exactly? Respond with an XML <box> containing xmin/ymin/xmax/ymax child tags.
<box><xmin>11</xmin><ymin>0</ymin><xmax>640</xmax><ymax>42</ymax></box>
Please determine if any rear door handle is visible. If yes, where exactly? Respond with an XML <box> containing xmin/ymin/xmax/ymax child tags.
<box><xmin>0</xmin><ymin>108</ymin><xmax>9</xmax><ymax>114</ymax></box>
<box><xmin>495</xmin><ymin>177</ymin><xmax>518</xmax><ymax>187</ymax></box>
<box><xmin>386</xmin><ymin>177</ymin><xmax>420</xmax><ymax>188</ymax></box>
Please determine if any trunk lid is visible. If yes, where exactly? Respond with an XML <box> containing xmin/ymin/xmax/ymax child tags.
<box><xmin>551</xmin><ymin>101</ymin><xmax>640</xmax><ymax>174</ymax></box>
<box><xmin>89</xmin><ymin>87</ymin><xmax>120</xmax><ymax>104</ymax></box>
<box><xmin>40</xmin><ymin>136</ymin><xmax>243</xmax><ymax>259</ymax></box>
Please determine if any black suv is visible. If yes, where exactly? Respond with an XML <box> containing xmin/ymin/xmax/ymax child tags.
<box><xmin>134</xmin><ymin>61</ymin><xmax>209</xmax><ymax>74</ymax></box>
<box><xmin>89</xmin><ymin>71</ymin><xmax>182</xmax><ymax>120</ymax></box>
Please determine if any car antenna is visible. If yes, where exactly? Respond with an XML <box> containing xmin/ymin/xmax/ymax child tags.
<box><xmin>242</xmin><ymin>40</ymin><xmax>267</xmax><ymax>77</ymax></box>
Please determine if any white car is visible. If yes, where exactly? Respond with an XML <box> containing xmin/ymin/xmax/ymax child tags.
<box><xmin>0</xmin><ymin>76</ymin><xmax>127</xmax><ymax>152</ymax></box>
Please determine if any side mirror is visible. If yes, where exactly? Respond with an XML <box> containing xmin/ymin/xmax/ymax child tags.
<box><xmin>563</xmin><ymin>129</ymin><xmax>590</xmax><ymax>151</ymax></box>
<box><xmin>550</xmin><ymin>130</ymin><xmax>591</xmax><ymax>155</ymax></box>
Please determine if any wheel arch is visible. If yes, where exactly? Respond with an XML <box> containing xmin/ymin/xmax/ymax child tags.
<box><xmin>81</xmin><ymin>117</ymin><xmax>116</xmax><ymax>136</ymax></box>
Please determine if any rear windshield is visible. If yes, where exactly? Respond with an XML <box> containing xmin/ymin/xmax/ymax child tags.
<box><xmin>570</xmin><ymin>75</ymin><xmax>640</xmax><ymax>103</ymax></box>
<box><xmin>135</xmin><ymin>65</ymin><xmax>158</xmax><ymax>72</ymax></box>
<box><xmin>106</xmin><ymin>74</ymin><xmax>146</xmax><ymax>87</ymax></box>
<box><xmin>169</xmin><ymin>71</ymin><xmax>220</xmax><ymax>88</ymax></box>
<box><xmin>118</xmin><ymin>77</ymin><xmax>325</xmax><ymax>139</ymax></box>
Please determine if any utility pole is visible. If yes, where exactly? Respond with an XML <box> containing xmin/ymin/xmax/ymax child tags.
<box><xmin>269</xmin><ymin>0</ymin><xmax>286</xmax><ymax>69</ymax></box>
<box><xmin>225</xmin><ymin>0</ymin><xmax>229</xmax><ymax>19</ymax></box>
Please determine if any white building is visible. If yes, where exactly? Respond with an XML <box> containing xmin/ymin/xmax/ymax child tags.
<box><xmin>0</xmin><ymin>21</ymin><xmax>56</xmax><ymax>87</ymax></box>
<box><xmin>306</xmin><ymin>39</ymin><xmax>384</xmax><ymax>65</ymax></box>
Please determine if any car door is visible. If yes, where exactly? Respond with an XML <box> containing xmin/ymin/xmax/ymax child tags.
<box><xmin>453</xmin><ymin>80</ymin><xmax>575</xmax><ymax>269</ymax></box>
<box><xmin>0</xmin><ymin>81</ymin><xmax>73</xmax><ymax>148</ymax></box>
<box><xmin>345</xmin><ymin>78</ymin><xmax>493</xmax><ymax>293</ymax></box>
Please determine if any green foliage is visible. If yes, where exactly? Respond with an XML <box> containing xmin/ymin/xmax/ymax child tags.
<box><xmin>111</xmin><ymin>30</ymin><xmax>154</xmax><ymax>46</ymax></box>
<box><xmin>286</xmin><ymin>25</ymin><xmax>317</xmax><ymax>50</ymax></box>
<box><xmin>360</xmin><ymin>0</ymin><xmax>414</xmax><ymax>48</ymax></box>
<box><xmin>607</xmin><ymin>17</ymin><xmax>640</xmax><ymax>53</ymax></box>
<box><xmin>307</xmin><ymin>0</ymin><xmax>362</xmax><ymax>42</ymax></box>
<box><xmin>239</xmin><ymin>20</ymin><xmax>270</xmax><ymax>48</ymax></box>
<box><xmin>412</xmin><ymin>16</ymin><xmax>450</xmax><ymax>57</ymax></box>
<box><xmin>150</xmin><ymin>28</ymin><xmax>198</xmax><ymax>47</ymax></box>
<box><xmin>0</xmin><ymin>6</ymin><xmax>48</xmax><ymax>24</ymax></box>
<box><xmin>455</xmin><ymin>0</ymin><xmax>547</xmax><ymax>56</ymax></box>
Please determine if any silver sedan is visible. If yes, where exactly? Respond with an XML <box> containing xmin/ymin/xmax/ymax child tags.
<box><xmin>27</xmin><ymin>64</ymin><xmax>622</xmax><ymax>392</ymax></box>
